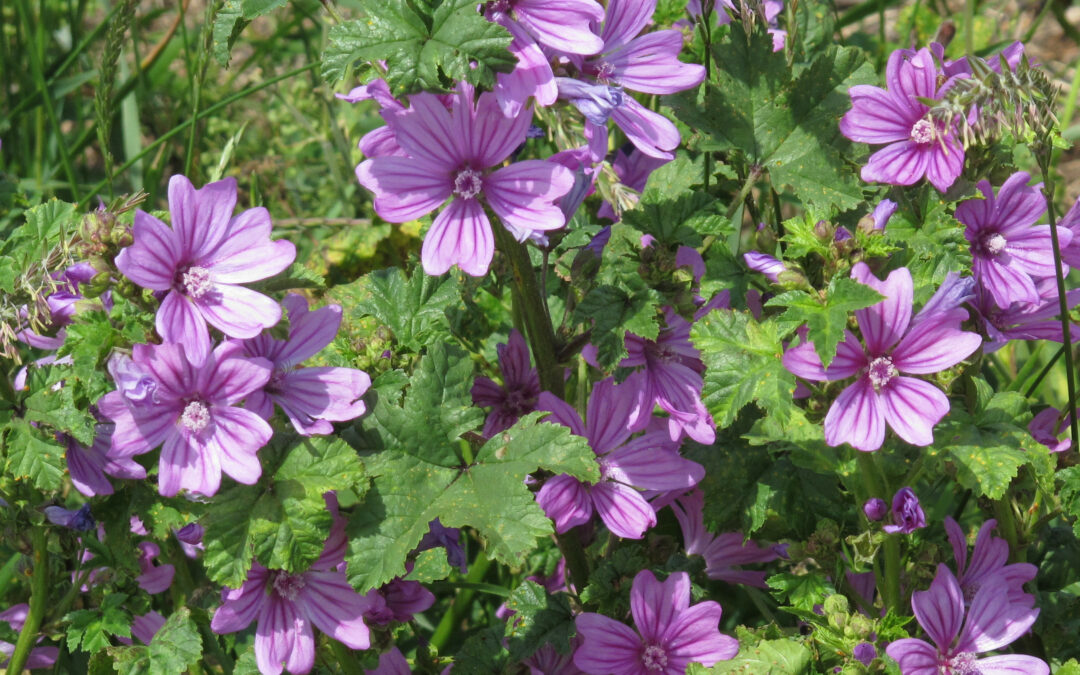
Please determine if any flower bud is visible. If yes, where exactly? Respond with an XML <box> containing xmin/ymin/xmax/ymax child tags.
<box><xmin>863</xmin><ymin>498</ymin><xmax>887</xmax><ymax>522</ymax></box>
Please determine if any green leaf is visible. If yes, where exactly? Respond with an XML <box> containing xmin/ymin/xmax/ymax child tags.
<box><xmin>692</xmin><ymin>310</ymin><xmax>797</xmax><ymax>428</ymax></box>
<box><xmin>689</xmin><ymin>638</ymin><xmax>813</xmax><ymax>674</ymax></box>
<box><xmin>451</xmin><ymin>625</ymin><xmax>510</xmax><ymax>674</ymax></box>
<box><xmin>65</xmin><ymin>593</ymin><xmax>132</xmax><ymax>654</ymax></box>
<box><xmin>249</xmin><ymin>262</ymin><xmax>325</xmax><ymax>293</ymax></box>
<box><xmin>621</xmin><ymin>155</ymin><xmax>729</xmax><ymax>246</ymax></box>
<box><xmin>348</xmin><ymin>411</ymin><xmax>598</xmax><ymax>591</ymax></box>
<box><xmin>404</xmin><ymin>548</ymin><xmax>454</xmax><ymax>582</ymax></box>
<box><xmin>321</xmin><ymin>0</ymin><xmax>515</xmax><ymax>93</ymax></box>
<box><xmin>0</xmin><ymin>201</ymin><xmax>78</xmax><ymax>292</ymax></box>
<box><xmin>203</xmin><ymin>436</ymin><xmax>365</xmax><ymax>586</ymax></box>
<box><xmin>1059</xmin><ymin>467</ymin><xmax>1080</xmax><ymax>539</ymax></box>
<box><xmin>884</xmin><ymin>192</ymin><xmax>971</xmax><ymax>295</ymax></box>
<box><xmin>23</xmin><ymin>376</ymin><xmax>96</xmax><ymax>444</ymax></box>
<box><xmin>935</xmin><ymin>392</ymin><xmax>1033</xmax><ymax>499</ymax></box>
<box><xmin>5</xmin><ymin>417</ymin><xmax>66</xmax><ymax>491</ymax></box>
<box><xmin>106</xmin><ymin>608</ymin><xmax>203</xmax><ymax>675</ymax></box>
<box><xmin>241</xmin><ymin>0</ymin><xmax>287</xmax><ymax>18</ymax></box>
<box><xmin>766</xmin><ymin>277</ymin><xmax>883</xmax><ymax>367</ymax></box>
<box><xmin>767</xmin><ymin>572</ymin><xmax>836</xmax><ymax>612</ymax></box>
<box><xmin>333</xmin><ymin>267</ymin><xmax>460</xmax><ymax>352</ymax></box>
<box><xmin>668</xmin><ymin>27</ymin><xmax>876</xmax><ymax>213</ymax></box>
<box><xmin>502</xmin><ymin>580</ymin><xmax>576</xmax><ymax>660</ymax></box>
<box><xmin>1055</xmin><ymin>659</ymin><xmax>1080</xmax><ymax>675</ymax></box>
<box><xmin>211</xmin><ymin>0</ymin><xmax>248</xmax><ymax>67</ymax></box>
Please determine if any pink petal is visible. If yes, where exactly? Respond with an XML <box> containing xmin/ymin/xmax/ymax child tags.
<box><xmin>201</xmin><ymin>351</ymin><xmax>273</xmax><ymax>405</ymax></box>
<box><xmin>891</xmin><ymin>319</ymin><xmax>981</xmax><ymax>374</ymax></box>
<box><xmin>536</xmin><ymin>474</ymin><xmax>593</xmax><ymax>533</ymax></box>
<box><xmin>295</xmin><ymin>570</ymin><xmax>372</xmax><ymax>650</ymax></box>
<box><xmin>274</xmin><ymin>367</ymin><xmax>370</xmax><ymax>435</ymax></box>
<box><xmin>630</xmin><ymin>570</ymin><xmax>689</xmax><ymax>642</ymax></box>
<box><xmin>158</xmin><ymin>432</ymin><xmax>222</xmax><ymax>498</ymax></box>
<box><xmin>206</xmin><ymin>223</ymin><xmax>296</xmax><ymax>285</ymax></box>
<box><xmin>255</xmin><ymin>596</ymin><xmax>316</xmax><ymax>675</ymax></box>
<box><xmin>851</xmin><ymin>263</ymin><xmax>912</xmax><ymax>355</ymax></box>
<box><xmin>824</xmin><ymin>378</ymin><xmax>885</xmax><ymax>452</ymax></box>
<box><xmin>197</xmin><ymin>284</ymin><xmax>282</xmax><ymax>339</ymax></box>
<box><xmin>384</xmin><ymin>92</ymin><xmax>464</xmax><ymax>168</ymax></box>
<box><xmin>605</xmin><ymin>30</ymin><xmax>705</xmax><ymax>94</ymax></box>
<box><xmin>356</xmin><ymin>157</ymin><xmax>452</xmax><ymax>223</ymax></box>
<box><xmin>211</xmin><ymin>568</ymin><xmax>270</xmax><ymax>634</ymax></box>
<box><xmin>157</xmin><ymin>292</ymin><xmax>211</xmax><ymax>367</ymax></box>
<box><xmin>884</xmin><ymin>638</ymin><xmax>940</xmax><ymax>675</ymax></box>
<box><xmin>536</xmin><ymin>391</ymin><xmax>588</xmax><ymax>438</ymax></box>
<box><xmin>169</xmin><ymin>175</ymin><xmax>237</xmax><ymax>261</ymax></box>
<box><xmin>974</xmin><ymin>655</ymin><xmax>1049</xmax><ymax>675</ymax></box>
<box><xmin>861</xmin><ymin>141</ymin><xmax>931</xmax><ymax>186</ymax></box>
<box><xmin>912</xmin><ymin>564</ymin><xmax>964</xmax><ymax>649</ymax></box>
<box><xmin>839</xmin><ymin>85</ymin><xmax>918</xmax><ymax>143</ymax></box>
<box><xmin>599</xmin><ymin>0</ymin><xmax>654</xmax><ymax>49</ymax></box>
<box><xmin>573</xmin><ymin>613</ymin><xmax>644</xmax><ymax>673</ymax></box>
<box><xmin>881</xmin><ymin>376</ymin><xmax>949</xmax><ymax>447</ymax></box>
<box><xmin>206</xmin><ymin>406</ymin><xmax>272</xmax><ymax>485</ymax></box>
<box><xmin>606</xmin><ymin>439</ymin><xmax>704</xmax><ymax>490</ymax></box>
<box><xmin>115</xmin><ymin>211</ymin><xmax>182</xmax><ymax>291</ymax></box>
<box><xmin>585</xmin><ymin>378</ymin><xmax>639</xmax><ymax>453</ymax></box>
<box><xmin>591</xmin><ymin>481</ymin><xmax>656</xmax><ymax>539</ymax></box>
<box><xmin>420</xmin><ymin>198</ymin><xmax>494</xmax><ymax>277</ymax></box>
<box><xmin>514</xmin><ymin>0</ymin><xmax>605</xmax><ymax>54</ymax></box>
<box><xmin>468</xmin><ymin>89</ymin><xmax>533</xmax><ymax>168</ymax></box>
<box><xmin>611</xmin><ymin>97</ymin><xmax>681</xmax><ymax>159</ymax></box>
<box><xmin>925</xmin><ymin>135</ymin><xmax>965</xmax><ymax>192</ymax></box>
<box><xmin>485</xmin><ymin>160</ymin><xmax>574</xmax><ymax>237</ymax></box>
<box><xmin>666</xmin><ymin>601</ymin><xmax>738</xmax><ymax>667</ymax></box>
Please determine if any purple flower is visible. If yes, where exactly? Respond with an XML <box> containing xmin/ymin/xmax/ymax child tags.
<box><xmin>361</xmin><ymin>577</ymin><xmax>436</xmax><ymax>626</ymax></box>
<box><xmin>115</xmin><ymin>176</ymin><xmax>296</xmax><ymax>366</ymax></box>
<box><xmin>535</xmin><ymin>379</ymin><xmax>705</xmax><ymax>539</ymax></box>
<box><xmin>840</xmin><ymin>47</ymin><xmax>964</xmax><ymax>192</ymax></box>
<box><xmin>573</xmin><ymin>570</ymin><xmax>738</xmax><ymax>673</ymax></box>
<box><xmin>130</xmin><ymin>611</ymin><xmax>166</xmax><ymax>645</ymax></box>
<box><xmin>366</xmin><ymin>647</ymin><xmax>411</xmax><ymax>675</ymax></box>
<box><xmin>16</xmin><ymin>262</ymin><xmax>104</xmax><ymax>351</ymax></box>
<box><xmin>782</xmin><ymin>264</ymin><xmax>982</xmax><ymax>451</ymax></box>
<box><xmin>175</xmin><ymin>522</ymin><xmax>205</xmax><ymax>558</ymax></box>
<box><xmin>356</xmin><ymin>83</ymin><xmax>574</xmax><ymax>277</ymax></box>
<box><xmin>853</xmin><ymin>642</ymin><xmax>876</xmax><ymax>666</ymax></box>
<box><xmin>971</xmin><ymin>281</ymin><xmax>1080</xmax><ymax>353</ymax></box>
<box><xmin>65</xmin><ymin>424</ymin><xmax>147</xmax><ymax>497</ymax></box>
<box><xmin>485</xmin><ymin>0</ymin><xmax>604</xmax><ymax>55</ymax></box>
<box><xmin>471</xmin><ymin>329</ymin><xmax>541</xmax><ymax>438</ymax></box>
<box><xmin>0</xmin><ymin>604</ymin><xmax>59</xmax><ymax>670</ymax></box>
<box><xmin>621</xmin><ymin>310</ymin><xmax>715</xmax><ymax>445</ymax></box>
<box><xmin>136</xmin><ymin>541</ymin><xmax>175</xmax><ymax>594</ymax></box>
<box><xmin>863</xmin><ymin>497</ymin><xmax>888</xmax><ymax>522</ymax></box>
<box><xmin>882</xmin><ymin>487</ymin><xmax>926</xmax><ymax>534</ymax></box>
<box><xmin>743</xmin><ymin>251</ymin><xmax>786</xmax><ymax>282</ymax></box>
<box><xmin>416</xmin><ymin>518</ymin><xmax>467</xmax><ymax>574</ymax></box>
<box><xmin>955</xmin><ymin>172</ymin><xmax>1068</xmax><ymax>309</ymax></box>
<box><xmin>944</xmin><ymin>517</ymin><xmax>1037</xmax><ymax>608</ymax></box>
<box><xmin>44</xmin><ymin>503</ymin><xmax>96</xmax><ymax>531</ymax></box>
<box><xmin>1028</xmin><ymin>407</ymin><xmax>1075</xmax><ymax>453</ymax></box>
<box><xmin>871</xmin><ymin>199</ymin><xmax>898</xmax><ymax>230</ymax></box>
<box><xmin>241</xmin><ymin>294</ymin><xmax>371</xmax><ymax>436</ymax></box>
<box><xmin>98</xmin><ymin>342</ymin><xmax>273</xmax><ymax>497</ymax></box>
<box><xmin>526</xmin><ymin>639</ymin><xmax>586</xmax><ymax>674</ymax></box>
<box><xmin>671</xmin><ymin>489</ymin><xmax>782</xmax><ymax>588</ymax></box>
<box><xmin>211</xmin><ymin>499</ymin><xmax>371</xmax><ymax>675</ymax></box>
<box><xmin>885</xmin><ymin>564</ymin><xmax>1047</xmax><ymax>675</ymax></box>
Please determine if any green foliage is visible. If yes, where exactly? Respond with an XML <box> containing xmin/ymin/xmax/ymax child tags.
<box><xmin>766</xmin><ymin>277</ymin><xmax>883</xmax><ymax>367</ymax></box>
<box><xmin>621</xmin><ymin>155</ymin><xmax>729</xmax><ymax>246</ymax></box>
<box><xmin>4</xmin><ymin>417</ymin><xmax>67</xmax><ymax>491</ymax></box>
<box><xmin>670</xmin><ymin>25</ymin><xmax>876</xmax><ymax>213</ymax></box>
<box><xmin>689</xmin><ymin>638</ymin><xmax>813</xmax><ymax>674</ymax></box>
<box><xmin>321</xmin><ymin>0</ymin><xmax>515</xmax><ymax>93</ymax></box>
<box><xmin>347</xmin><ymin>351</ymin><xmax>597</xmax><ymax>590</ymax></box>
<box><xmin>1060</xmin><ymin>467</ymin><xmax>1080</xmax><ymax>539</ymax></box>
<box><xmin>65</xmin><ymin>593</ymin><xmax>132</xmax><ymax>653</ymax></box>
<box><xmin>884</xmin><ymin>191</ymin><xmax>972</xmax><ymax>295</ymax></box>
<box><xmin>0</xmin><ymin>200</ymin><xmax>77</xmax><ymax>293</ymax></box>
<box><xmin>502</xmin><ymin>580</ymin><xmax>575</xmax><ymax>660</ymax></box>
<box><xmin>692</xmin><ymin>310</ymin><xmax>797</xmax><ymax>429</ymax></box>
<box><xmin>332</xmin><ymin>267</ymin><xmax>460</xmax><ymax>352</ymax></box>
<box><xmin>203</xmin><ymin>435</ymin><xmax>365</xmax><ymax>587</ymax></box>
<box><xmin>106</xmin><ymin>608</ymin><xmax>203</xmax><ymax>675</ymax></box>
<box><xmin>934</xmin><ymin>391</ymin><xmax>1033</xmax><ymax>499</ymax></box>
<box><xmin>768</xmin><ymin>571</ymin><xmax>837</xmax><ymax>613</ymax></box>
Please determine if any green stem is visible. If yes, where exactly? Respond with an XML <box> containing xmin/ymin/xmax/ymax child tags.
<box><xmin>1024</xmin><ymin>345</ymin><xmax>1065</xmax><ymax>399</ymax></box>
<box><xmin>430</xmin><ymin>550</ymin><xmax>493</xmax><ymax>651</ymax></box>
<box><xmin>964</xmin><ymin>0</ymin><xmax>975</xmax><ymax>56</ymax></box>
<box><xmin>857</xmin><ymin>453</ymin><xmax>900</xmax><ymax>613</ymax></box>
<box><xmin>492</xmin><ymin>225</ymin><xmax>564</xmax><ymax>399</ymax></box>
<box><xmin>1006</xmin><ymin>341</ymin><xmax>1044</xmax><ymax>391</ymax></box>
<box><xmin>426</xmin><ymin>580</ymin><xmax>511</xmax><ymax>597</ymax></box>
<box><xmin>1038</xmin><ymin>172</ymin><xmax>1079</xmax><ymax>450</ymax></box>
<box><xmin>77</xmin><ymin>63</ymin><xmax>317</xmax><ymax>209</ymax></box>
<box><xmin>993</xmin><ymin>498</ymin><xmax>1024</xmax><ymax>563</ymax></box>
<box><xmin>7</xmin><ymin>527</ymin><xmax>49</xmax><ymax>674</ymax></box>
<box><xmin>555</xmin><ymin>530</ymin><xmax>590</xmax><ymax>598</ymax></box>
<box><xmin>329</xmin><ymin>639</ymin><xmax>365</xmax><ymax>675</ymax></box>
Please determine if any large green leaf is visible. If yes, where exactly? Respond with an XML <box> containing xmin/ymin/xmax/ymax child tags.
<box><xmin>321</xmin><ymin>0</ymin><xmax>515</xmax><ymax>93</ymax></box>
<box><xmin>766</xmin><ymin>277</ymin><xmax>883</xmax><ymax>367</ymax></box>
<box><xmin>502</xmin><ymin>580</ymin><xmax>576</xmax><ymax>660</ymax></box>
<box><xmin>934</xmin><ymin>392</ymin><xmax>1033</xmax><ymax>500</ymax></box>
<box><xmin>692</xmin><ymin>309</ymin><xmax>797</xmax><ymax>428</ymax></box>
<box><xmin>106</xmin><ymin>608</ymin><xmax>203</xmax><ymax>675</ymax></box>
<box><xmin>669</xmin><ymin>26</ymin><xmax>876</xmax><ymax>213</ymax></box>
<box><xmin>689</xmin><ymin>637</ymin><xmax>814</xmax><ymax>674</ymax></box>
<box><xmin>347</xmin><ymin>405</ymin><xmax>597</xmax><ymax>591</ymax></box>
<box><xmin>4</xmin><ymin>417</ymin><xmax>67</xmax><ymax>491</ymax></box>
<box><xmin>203</xmin><ymin>436</ymin><xmax>365</xmax><ymax>587</ymax></box>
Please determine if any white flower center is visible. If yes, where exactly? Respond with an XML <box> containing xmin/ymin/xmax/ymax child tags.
<box><xmin>910</xmin><ymin>118</ymin><xmax>935</xmax><ymax>144</ymax></box>
<box><xmin>982</xmin><ymin>232</ymin><xmax>1007</xmax><ymax>256</ymax></box>
<box><xmin>867</xmin><ymin>356</ymin><xmax>897</xmax><ymax>390</ymax></box>
<box><xmin>271</xmin><ymin>571</ymin><xmax>307</xmax><ymax>601</ymax></box>
<box><xmin>180</xmin><ymin>400</ymin><xmax>211</xmax><ymax>433</ymax></box>
<box><xmin>594</xmin><ymin>61</ymin><xmax>617</xmax><ymax>83</ymax></box>
<box><xmin>641</xmin><ymin>644</ymin><xmax>668</xmax><ymax>671</ymax></box>
<box><xmin>453</xmin><ymin>168</ymin><xmax>484</xmax><ymax>200</ymax></box>
<box><xmin>943</xmin><ymin>652</ymin><xmax>980</xmax><ymax>674</ymax></box>
<box><xmin>180</xmin><ymin>266</ymin><xmax>213</xmax><ymax>299</ymax></box>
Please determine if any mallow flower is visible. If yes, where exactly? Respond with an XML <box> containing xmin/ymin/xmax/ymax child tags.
<box><xmin>944</xmin><ymin>516</ymin><xmax>1037</xmax><ymax>607</ymax></box>
<box><xmin>357</xmin><ymin>82</ymin><xmax>573</xmax><ymax>277</ymax></box>
<box><xmin>98</xmin><ymin>343</ymin><xmax>273</xmax><ymax>497</ymax></box>
<box><xmin>471</xmin><ymin>329</ymin><xmax>541</xmax><ymax>438</ymax></box>
<box><xmin>886</xmin><ymin>564</ymin><xmax>1047</xmax><ymax>675</ymax></box>
<box><xmin>955</xmin><ymin>171</ymin><xmax>1068</xmax><ymax>309</ymax></box>
<box><xmin>1028</xmin><ymin>407</ymin><xmax>1075</xmax><ymax>453</ymax></box>
<box><xmin>115</xmin><ymin>175</ymin><xmax>296</xmax><ymax>366</ymax></box>
<box><xmin>241</xmin><ymin>294</ymin><xmax>370</xmax><ymax>436</ymax></box>
<box><xmin>782</xmin><ymin>264</ymin><xmax>982</xmax><ymax>451</ymax></box>
<box><xmin>536</xmin><ymin>378</ymin><xmax>705</xmax><ymax>539</ymax></box>
<box><xmin>211</xmin><ymin>497</ymin><xmax>370</xmax><ymax>675</ymax></box>
<box><xmin>882</xmin><ymin>487</ymin><xmax>926</xmax><ymax>534</ymax></box>
<box><xmin>839</xmin><ymin>47</ymin><xmax>965</xmax><ymax>192</ymax></box>
<box><xmin>65</xmin><ymin>423</ymin><xmax>146</xmax><ymax>497</ymax></box>
<box><xmin>573</xmin><ymin>570</ymin><xmax>738</xmax><ymax>673</ymax></box>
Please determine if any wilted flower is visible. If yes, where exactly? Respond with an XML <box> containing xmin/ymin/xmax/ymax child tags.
<box><xmin>671</xmin><ymin>489</ymin><xmax>783</xmax><ymax>587</ymax></box>
<box><xmin>840</xmin><ymin>48</ymin><xmax>964</xmax><ymax>192</ymax></box>
<box><xmin>416</xmin><ymin>518</ymin><xmax>467</xmax><ymax>574</ymax></box>
<box><xmin>573</xmin><ymin>570</ymin><xmax>738</xmax><ymax>673</ymax></box>
<box><xmin>115</xmin><ymin>176</ymin><xmax>295</xmax><ymax>366</ymax></box>
<box><xmin>883</xmin><ymin>487</ymin><xmax>926</xmax><ymax>534</ymax></box>
<box><xmin>853</xmin><ymin>642</ymin><xmax>876</xmax><ymax>666</ymax></box>
<box><xmin>366</xmin><ymin>647</ymin><xmax>411</xmax><ymax>675</ymax></box>
<box><xmin>357</xmin><ymin>83</ymin><xmax>573</xmax><ymax>277</ymax></box>
<box><xmin>471</xmin><ymin>329</ymin><xmax>541</xmax><ymax>438</ymax></box>
<box><xmin>783</xmin><ymin>264</ymin><xmax>982</xmax><ymax>451</ymax></box>
<box><xmin>175</xmin><ymin>522</ymin><xmax>205</xmax><ymax>558</ymax></box>
<box><xmin>1028</xmin><ymin>407</ymin><xmax>1075</xmax><ymax>453</ymax></box>
<box><xmin>536</xmin><ymin>378</ymin><xmax>704</xmax><ymax>539</ymax></box>
<box><xmin>135</xmin><ymin>542</ymin><xmax>175</xmax><ymax>594</ymax></box>
<box><xmin>886</xmin><ymin>564</ymin><xmax>1047</xmax><ymax>675</ymax></box>
<box><xmin>362</xmin><ymin>577</ymin><xmax>435</xmax><ymax>626</ymax></box>
<box><xmin>98</xmin><ymin>342</ymin><xmax>273</xmax><ymax>497</ymax></box>
<box><xmin>44</xmin><ymin>503</ymin><xmax>96</xmax><ymax>531</ymax></box>
<box><xmin>211</xmin><ymin>498</ymin><xmax>370</xmax><ymax>675</ymax></box>
<box><xmin>241</xmin><ymin>294</ymin><xmax>371</xmax><ymax>436</ymax></box>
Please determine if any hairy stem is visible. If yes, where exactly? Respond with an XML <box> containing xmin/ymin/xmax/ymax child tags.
<box><xmin>857</xmin><ymin>453</ymin><xmax>900</xmax><ymax>613</ymax></box>
<box><xmin>7</xmin><ymin>527</ymin><xmax>49</xmax><ymax>674</ymax></box>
